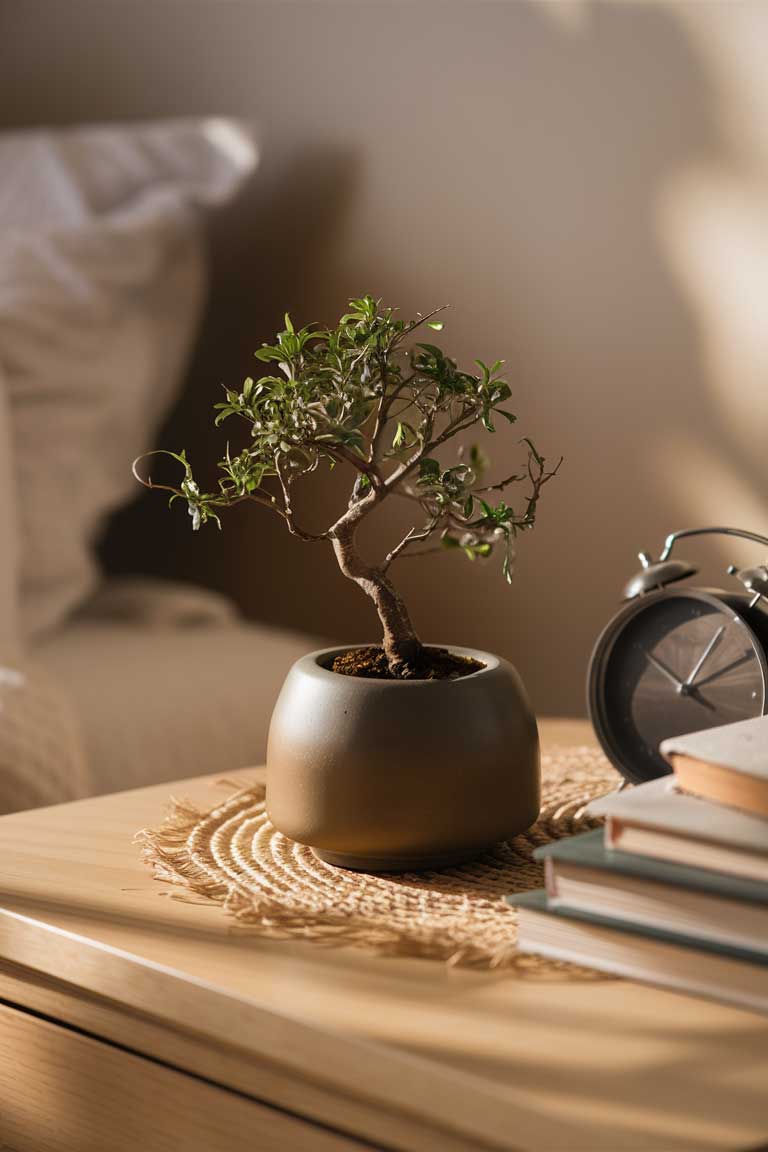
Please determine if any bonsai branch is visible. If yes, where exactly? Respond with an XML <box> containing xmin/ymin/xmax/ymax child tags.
<box><xmin>134</xmin><ymin>297</ymin><xmax>559</xmax><ymax>678</ymax></box>
<box><xmin>275</xmin><ymin>459</ymin><xmax>328</xmax><ymax>543</ymax></box>
<box><xmin>475</xmin><ymin>471</ymin><xmax>525</xmax><ymax>494</ymax></box>
<box><xmin>369</xmin><ymin>374</ymin><xmax>415</xmax><ymax>461</ymax></box>
<box><xmin>330</xmin><ymin>508</ymin><xmax>422</xmax><ymax>674</ymax></box>
<box><xmin>519</xmin><ymin>445</ymin><xmax>563</xmax><ymax>527</ymax></box>
<box><xmin>383</xmin><ymin>515</ymin><xmax>441</xmax><ymax>572</ymax></box>
<box><xmin>321</xmin><ymin>445</ymin><xmax>383</xmax><ymax>488</ymax></box>
<box><xmin>132</xmin><ymin>452</ymin><xmax>284</xmax><ymax>519</ymax></box>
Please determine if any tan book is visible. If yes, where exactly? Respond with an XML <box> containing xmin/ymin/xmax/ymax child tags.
<box><xmin>586</xmin><ymin>776</ymin><xmax>768</xmax><ymax>881</ymax></box>
<box><xmin>660</xmin><ymin>716</ymin><xmax>768</xmax><ymax>819</ymax></box>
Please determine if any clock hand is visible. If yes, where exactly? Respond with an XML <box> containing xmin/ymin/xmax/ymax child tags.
<box><xmin>684</xmin><ymin>625</ymin><xmax>726</xmax><ymax>689</ymax></box>
<box><xmin>695</xmin><ymin>651</ymin><xmax>755</xmax><ymax>690</ymax></box>
<box><xmin>640</xmin><ymin>646</ymin><xmax>717</xmax><ymax>709</ymax></box>
<box><xmin>641</xmin><ymin>648</ymin><xmax>685</xmax><ymax>690</ymax></box>
<box><xmin>686</xmin><ymin>685</ymin><xmax>716</xmax><ymax>711</ymax></box>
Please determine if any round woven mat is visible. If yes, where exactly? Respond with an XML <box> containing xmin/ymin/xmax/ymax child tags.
<box><xmin>139</xmin><ymin>746</ymin><xmax>619</xmax><ymax>974</ymax></box>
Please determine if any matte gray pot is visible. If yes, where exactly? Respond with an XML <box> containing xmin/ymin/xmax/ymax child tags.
<box><xmin>266</xmin><ymin>645</ymin><xmax>540</xmax><ymax>872</ymax></box>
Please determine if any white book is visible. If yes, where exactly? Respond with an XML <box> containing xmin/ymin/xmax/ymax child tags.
<box><xmin>661</xmin><ymin>715</ymin><xmax>768</xmax><ymax>819</ymax></box>
<box><xmin>586</xmin><ymin>776</ymin><xmax>768</xmax><ymax>882</ymax></box>
<box><xmin>661</xmin><ymin>714</ymin><xmax>768</xmax><ymax>778</ymax></box>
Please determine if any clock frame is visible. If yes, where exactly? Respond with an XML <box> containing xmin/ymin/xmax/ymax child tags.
<box><xmin>587</xmin><ymin>526</ymin><xmax>768</xmax><ymax>785</ymax></box>
<box><xmin>588</xmin><ymin>588</ymin><xmax>768</xmax><ymax>784</ymax></box>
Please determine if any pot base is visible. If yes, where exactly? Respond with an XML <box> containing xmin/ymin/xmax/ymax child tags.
<box><xmin>313</xmin><ymin>844</ymin><xmax>490</xmax><ymax>873</ymax></box>
<box><xmin>268</xmin><ymin>645</ymin><xmax>540</xmax><ymax>877</ymax></box>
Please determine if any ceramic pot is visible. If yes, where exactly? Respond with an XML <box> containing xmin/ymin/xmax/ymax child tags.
<box><xmin>266</xmin><ymin>645</ymin><xmax>540</xmax><ymax>872</ymax></box>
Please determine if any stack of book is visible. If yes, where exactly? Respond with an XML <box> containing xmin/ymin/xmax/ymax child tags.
<box><xmin>513</xmin><ymin>715</ymin><xmax>768</xmax><ymax>1013</ymax></box>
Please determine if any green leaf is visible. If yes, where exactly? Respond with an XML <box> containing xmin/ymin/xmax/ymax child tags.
<box><xmin>392</xmin><ymin>422</ymin><xmax>412</xmax><ymax>450</ymax></box>
<box><xmin>254</xmin><ymin>345</ymin><xmax>282</xmax><ymax>362</ymax></box>
<box><xmin>139</xmin><ymin>295</ymin><xmax>557</xmax><ymax>600</ymax></box>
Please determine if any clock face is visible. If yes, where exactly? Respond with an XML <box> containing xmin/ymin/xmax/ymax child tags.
<box><xmin>589</xmin><ymin>590</ymin><xmax>767</xmax><ymax>783</ymax></box>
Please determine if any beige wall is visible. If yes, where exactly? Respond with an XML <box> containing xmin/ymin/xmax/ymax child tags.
<box><xmin>3</xmin><ymin>1</ymin><xmax>768</xmax><ymax>715</ymax></box>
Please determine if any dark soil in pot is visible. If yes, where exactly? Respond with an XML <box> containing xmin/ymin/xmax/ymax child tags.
<box><xmin>328</xmin><ymin>645</ymin><xmax>485</xmax><ymax>681</ymax></box>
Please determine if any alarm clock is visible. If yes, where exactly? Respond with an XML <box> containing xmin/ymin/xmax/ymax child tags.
<box><xmin>588</xmin><ymin>526</ymin><xmax>768</xmax><ymax>785</ymax></box>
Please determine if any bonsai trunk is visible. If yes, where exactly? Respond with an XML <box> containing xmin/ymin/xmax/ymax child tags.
<box><xmin>331</xmin><ymin>521</ymin><xmax>423</xmax><ymax>676</ymax></box>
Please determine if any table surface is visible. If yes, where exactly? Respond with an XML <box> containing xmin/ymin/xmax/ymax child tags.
<box><xmin>0</xmin><ymin>718</ymin><xmax>766</xmax><ymax>1152</ymax></box>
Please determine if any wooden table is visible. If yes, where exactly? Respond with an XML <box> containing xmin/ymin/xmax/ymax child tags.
<box><xmin>0</xmin><ymin>719</ymin><xmax>766</xmax><ymax>1152</ymax></box>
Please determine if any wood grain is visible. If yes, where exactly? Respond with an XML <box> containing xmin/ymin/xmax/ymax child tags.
<box><xmin>0</xmin><ymin>719</ymin><xmax>765</xmax><ymax>1151</ymax></box>
<box><xmin>0</xmin><ymin>1000</ymin><xmax>368</xmax><ymax>1152</ymax></box>
<box><xmin>0</xmin><ymin>961</ymin><xmax>484</xmax><ymax>1152</ymax></box>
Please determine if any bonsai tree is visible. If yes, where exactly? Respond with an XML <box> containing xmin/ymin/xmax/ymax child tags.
<box><xmin>134</xmin><ymin>296</ymin><xmax>560</xmax><ymax>678</ymax></box>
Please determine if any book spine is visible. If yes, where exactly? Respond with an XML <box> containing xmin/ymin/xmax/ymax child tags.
<box><xmin>543</xmin><ymin>858</ymin><xmax>558</xmax><ymax>899</ymax></box>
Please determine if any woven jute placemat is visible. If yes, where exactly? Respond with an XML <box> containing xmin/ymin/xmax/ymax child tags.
<box><xmin>138</xmin><ymin>746</ymin><xmax>619</xmax><ymax>974</ymax></box>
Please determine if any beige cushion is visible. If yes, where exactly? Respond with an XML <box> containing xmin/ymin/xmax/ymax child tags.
<box><xmin>30</xmin><ymin>619</ymin><xmax>317</xmax><ymax>799</ymax></box>
<box><xmin>0</xmin><ymin>663</ymin><xmax>90</xmax><ymax>815</ymax></box>
<box><xmin>0</xmin><ymin>119</ymin><xmax>257</xmax><ymax>640</ymax></box>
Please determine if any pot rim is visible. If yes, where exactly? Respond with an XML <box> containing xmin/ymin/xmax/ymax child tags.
<box><xmin>299</xmin><ymin>644</ymin><xmax>500</xmax><ymax>686</ymax></box>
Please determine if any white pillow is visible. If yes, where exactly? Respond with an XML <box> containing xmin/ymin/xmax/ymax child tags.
<box><xmin>0</xmin><ymin>663</ymin><xmax>90</xmax><ymax>814</ymax></box>
<box><xmin>0</xmin><ymin>366</ymin><xmax>19</xmax><ymax>661</ymax></box>
<box><xmin>0</xmin><ymin>119</ymin><xmax>257</xmax><ymax>639</ymax></box>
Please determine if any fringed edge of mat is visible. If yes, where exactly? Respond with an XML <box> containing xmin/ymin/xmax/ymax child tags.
<box><xmin>135</xmin><ymin>783</ymin><xmax>604</xmax><ymax>977</ymax></box>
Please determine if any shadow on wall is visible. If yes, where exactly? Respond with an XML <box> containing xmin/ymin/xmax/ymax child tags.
<box><xmin>100</xmin><ymin>144</ymin><xmax>363</xmax><ymax>611</ymax></box>
<box><xmin>12</xmin><ymin>0</ymin><xmax>749</xmax><ymax>712</ymax></box>
<box><xmin>324</xmin><ymin>1</ymin><xmax>729</xmax><ymax>715</ymax></box>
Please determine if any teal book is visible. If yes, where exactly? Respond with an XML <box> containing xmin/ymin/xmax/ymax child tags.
<box><xmin>531</xmin><ymin>829</ymin><xmax>768</xmax><ymax>956</ymax></box>
<box><xmin>535</xmin><ymin>828</ymin><xmax>768</xmax><ymax>904</ymax></box>
<box><xmin>512</xmin><ymin>889</ymin><xmax>768</xmax><ymax>1015</ymax></box>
